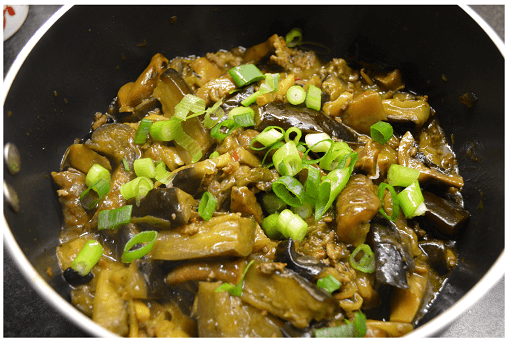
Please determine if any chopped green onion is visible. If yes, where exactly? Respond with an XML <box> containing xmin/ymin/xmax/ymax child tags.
<box><xmin>286</xmin><ymin>85</ymin><xmax>306</xmax><ymax>105</ymax></box>
<box><xmin>133</xmin><ymin>158</ymin><xmax>155</xmax><ymax>178</ymax></box>
<box><xmin>80</xmin><ymin>179</ymin><xmax>110</xmax><ymax>210</ymax></box>
<box><xmin>240</xmin><ymin>90</ymin><xmax>261</xmax><ymax>106</ymax></box>
<box><xmin>284</xmin><ymin>127</ymin><xmax>302</xmax><ymax>145</ymax></box>
<box><xmin>227</xmin><ymin>106</ymin><xmax>254</xmax><ymax>120</ymax></box>
<box><xmin>215</xmin><ymin>260</ymin><xmax>255</xmax><ymax>296</ymax></box>
<box><xmin>318</xmin><ymin>141</ymin><xmax>352</xmax><ymax>171</ymax></box>
<box><xmin>233</xmin><ymin>112</ymin><xmax>255</xmax><ymax>128</ymax></box>
<box><xmin>122</xmin><ymin>157</ymin><xmax>130</xmax><ymax>172</ymax></box>
<box><xmin>154</xmin><ymin>161</ymin><xmax>171</xmax><ymax>184</ymax></box>
<box><xmin>273</xmin><ymin>141</ymin><xmax>302</xmax><ymax>176</ymax></box>
<box><xmin>387</xmin><ymin>164</ymin><xmax>420</xmax><ymax>187</ymax></box>
<box><xmin>305</xmin><ymin>133</ymin><xmax>332</xmax><ymax>153</ymax></box>
<box><xmin>120</xmin><ymin>176</ymin><xmax>154</xmax><ymax>202</ymax></box>
<box><xmin>261</xmin><ymin>192</ymin><xmax>288</xmax><ymax>214</ymax></box>
<box><xmin>174</xmin><ymin>94</ymin><xmax>206</xmax><ymax>120</ymax></box>
<box><xmin>250</xmin><ymin>126</ymin><xmax>285</xmax><ymax>151</ymax></box>
<box><xmin>305</xmin><ymin>84</ymin><xmax>322</xmax><ymax>111</ymax></box>
<box><xmin>260</xmin><ymin>141</ymin><xmax>284</xmax><ymax>167</ymax></box>
<box><xmin>292</xmin><ymin>202</ymin><xmax>314</xmax><ymax>219</ymax></box>
<box><xmin>272</xmin><ymin>175</ymin><xmax>305</xmax><ymax>207</ymax></box>
<box><xmin>98</xmin><ymin>205</ymin><xmax>133</xmax><ymax>230</ymax></box>
<box><xmin>315</xmin><ymin>165</ymin><xmax>353</xmax><ymax>221</ymax></box>
<box><xmin>276</xmin><ymin>209</ymin><xmax>308</xmax><ymax>241</ymax></box>
<box><xmin>198</xmin><ymin>191</ymin><xmax>217</xmax><ymax>221</ymax></box>
<box><xmin>209</xmin><ymin>151</ymin><xmax>220</xmax><ymax>159</ymax></box>
<box><xmin>134</xmin><ymin>118</ymin><xmax>153</xmax><ymax>144</ymax></box>
<box><xmin>397</xmin><ymin>180</ymin><xmax>426</xmax><ymax>218</ymax></box>
<box><xmin>149</xmin><ymin>119</ymin><xmax>180</xmax><ymax>141</ymax></box>
<box><xmin>261</xmin><ymin>213</ymin><xmax>283</xmax><ymax>239</ymax></box>
<box><xmin>314</xmin><ymin>311</ymin><xmax>367</xmax><ymax>338</ymax></box>
<box><xmin>370</xmin><ymin>121</ymin><xmax>393</xmax><ymax>144</ymax></box>
<box><xmin>203</xmin><ymin>99</ymin><xmax>225</xmax><ymax>129</ymax></box>
<box><xmin>70</xmin><ymin>240</ymin><xmax>103</xmax><ymax>276</ymax></box>
<box><xmin>285</xmin><ymin>28</ymin><xmax>303</xmax><ymax>48</ymax></box>
<box><xmin>85</xmin><ymin>164</ymin><xmax>111</xmax><ymax>188</ymax></box>
<box><xmin>303</xmin><ymin>165</ymin><xmax>320</xmax><ymax>204</ymax></box>
<box><xmin>228</xmin><ymin>64</ymin><xmax>265</xmax><ymax>88</ymax></box>
<box><xmin>173</xmin><ymin>124</ymin><xmax>203</xmax><ymax>163</ymax></box>
<box><xmin>260</xmin><ymin>73</ymin><xmax>279</xmax><ymax>93</ymax></box>
<box><xmin>211</xmin><ymin>119</ymin><xmax>238</xmax><ymax>140</ymax></box>
<box><xmin>121</xmin><ymin>230</ymin><xmax>158</xmax><ymax>263</ymax></box>
<box><xmin>377</xmin><ymin>182</ymin><xmax>400</xmax><ymax>221</ymax></box>
<box><xmin>317</xmin><ymin>274</ymin><xmax>341</xmax><ymax>294</ymax></box>
<box><xmin>349</xmin><ymin>244</ymin><xmax>375</xmax><ymax>273</ymax></box>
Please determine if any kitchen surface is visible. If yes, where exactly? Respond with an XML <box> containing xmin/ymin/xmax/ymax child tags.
<box><xmin>3</xmin><ymin>5</ymin><xmax>505</xmax><ymax>337</ymax></box>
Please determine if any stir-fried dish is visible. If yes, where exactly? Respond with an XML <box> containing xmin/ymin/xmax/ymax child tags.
<box><xmin>51</xmin><ymin>30</ymin><xmax>470</xmax><ymax>337</ymax></box>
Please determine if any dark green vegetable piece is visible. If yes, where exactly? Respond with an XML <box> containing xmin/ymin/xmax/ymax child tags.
<box><xmin>314</xmin><ymin>311</ymin><xmax>367</xmax><ymax>337</ymax></box>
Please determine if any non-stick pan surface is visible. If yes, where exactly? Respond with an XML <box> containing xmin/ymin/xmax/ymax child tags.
<box><xmin>3</xmin><ymin>5</ymin><xmax>504</xmax><ymax>337</ymax></box>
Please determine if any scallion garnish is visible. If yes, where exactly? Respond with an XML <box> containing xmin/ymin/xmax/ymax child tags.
<box><xmin>215</xmin><ymin>260</ymin><xmax>255</xmax><ymax>296</ymax></box>
<box><xmin>292</xmin><ymin>202</ymin><xmax>314</xmax><ymax>219</ymax></box>
<box><xmin>305</xmin><ymin>84</ymin><xmax>321</xmax><ymax>111</ymax></box>
<box><xmin>134</xmin><ymin>118</ymin><xmax>153</xmax><ymax>144</ymax></box>
<box><xmin>370</xmin><ymin>121</ymin><xmax>393</xmax><ymax>144</ymax></box>
<box><xmin>261</xmin><ymin>192</ymin><xmax>288</xmax><ymax>214</ymax></box>
<box><xmin>349</xmin><ymin>244</ymin><xmax>376</xmax><ymax>273</ymax></box>
<box><xmin>198</xmin><ymin>191</ymin><xmax>217</xmax><ymax>221</ymax></box>
<box><xmin>387</xmin><ymin>164</ymin><xmax>420</xmax><ymax>187</ymax></box>
<box><xmin>227</xmin><ymin>106</ymin><xmax>255</xmax><ymax>120</ymax></box>
<box><xmin>284</xmin><ymin>127</ymin><xmax>302</xmax><ymax>145</ymax></box>
<box><xmin>70</xmin><ymin>239</ymin><xmax>103</xmax><ymax>276</ymax></box>
<box><xmin>80</xmin><ymin>179</ymin><xmax>110</xmax><ymax>210</ymax></box>
<box><xmin>314</xmin><ymin>311</ymin><xmax>367</xmax><ymax>338</ymax></box>
<box><xmin>149</xmin><ymin>119</ymin><xmax>179</xmax><ymax>141</ymax></box>
<box><xmin>154</xmin><ymin>161</ymin><xmax>171</xmax><ymax>184</ymax></box>
<box><xmin>276</xmin><ymin>209</ymin><xmax>308</xmax><ymax>241</ymax></box>
<box><xmin>285</xmin><ymin>28</ymin><xmax>303</xmax><ymax>48</ymax></box>
<box><xmin>210</xmin><ymin>119</ymin><xmax>238</xmax><ymax>140</ymax></box>
<box><xmin>261</xmin><ymin>213</ymin><xmax>283</xmax><ymax>239</ymax></box>
<box><xmin>228</xmin><ymin>64</ymin><xmax>265</xmax><ymax>88</ymax></box>
<box><xmin>303</xmin><ymin>165</ymin><xmax>320</xmax><ymax>205</ymax></box>
<box><xmin>85</xmin><ymin>164</ymin><xmax>111</xmax><ymax>188</ymax></box>
<box><xmin>209</xmin><ymin>151</ymin><xmax>220</xmax><ymax>159</ymax></box>
<box><xmin>133</xmin><ymin>158</ymin><xmax>156</xmax><ymax>178</ymax></box>
<box><xmin>233</xmin><ymin>111</ymin><xmax>255</xmax><ymax>128</ymax></box>
<box><xmin>318</xmin><ymin>141</ymin><xmax>352</xmax><ymax>171</ymax></box>
<box><xmin>250</xmin><ymin>126</ymin><xmax>285</xmax><ymax>151</ymax></box>
<box><xmin>304</xmin><ymin>132</ymin><xmax>332</xmax><ymax>153</ymax></box>
<box><xmin>315</xmin><ymin>164</ymin><xmax>354</xmax><ymax>221</ymax></box>
<box><xmin>98</xmin><ymin>205</ymin><xmax>133</xmax><ymax>230</ymax></box>
<box><xmin>122</xmin><ymin>157</ymin><xmax>130</xmax><ymax>172</ymax></box>
<box><xmin>272</xmin><ymin>175</ymin><xmax>305</xmax><ymax>207</ymax></box>
<box><xmin>120</xmin><ymin>177</ymin><xmax>154</xmax><ymax>204</ymax></box>
<box><xmin>397</xmin><ymin>179</ymin><xmax>427</xmax><ymax>218</ymax></box>
<box><xmin>173</xmin><ymin>124</ymin><xmax>203</xmax><ymax>163</ymax></box>
<box><xmin>272</xmin><ymin>141</ymin><xmax>302</xmax><ymax>176</ymax></box>
<box><xmin>317</xmin><ymin>274</ymin><xmax>341</xmax><ymax>294</ymax></box>
<box><xmin>203</xmin><ymin>99</ymin><xmax>225</xmax><ymax>129</ymax></box>
<box><xmin>286</xmin><ymin>85</ymin><xmax>306</xmax><ymax>105</ymax></box>
<box><xmin>121</xmin><ymin>230</ymin><xmax>158</xmax><ymax>263</ymax></box>
<box><xmin>377</xmin><ymin>182</ymin><xmax>400</xmax><ymax>221</ymax></box>
<box><xmin>174</xmin><ymin>94</ymin><xmax>206</xmax><ymax>120</ymax></box>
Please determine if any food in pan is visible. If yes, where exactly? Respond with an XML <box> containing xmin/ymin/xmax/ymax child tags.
<box><xmin>51</xmin><ymin>29</ymin><xmax>470</xmax><ymax>337</ymax></box>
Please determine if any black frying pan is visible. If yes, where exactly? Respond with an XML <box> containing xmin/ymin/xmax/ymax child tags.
<box><xmin>3</xmin><ymin>5</ymin><xmax>504</xmax><ymax>337</ymax></box>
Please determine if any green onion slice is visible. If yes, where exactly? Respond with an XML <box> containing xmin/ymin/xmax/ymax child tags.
<box><xmin>215</xmin><ymin>260</ymin><xmax>255</xmax><ymax>296</ymax></box>
<box><xmin>286</xmin><ymin>85</ymin><xmax>306</xmax><ymax>105</ymax></box>
<box><xmin>317</xmin><ymin>274</ymin><xmax>341</xmax><ymax>294</ymax></box>
<box><xmin>134</xmin><ymin>118</ymin><xmax>153</xmax><ymax>144</ymax></box>
<box><xmin>285</xmin><ymin>28</ymin><xmax>303</xmax><ymax>48</ymax></box>
<box><xmin>203</xmin><ymin>99</ymin><xmax>225</xmax><ymax>129</ymax></box>
<box><xmin>303</xmin><ymin>165</ymin><xmax>320</xmax><ymax>205</ymax></box>
<box><xmin>198</xmin><ymin>191</ymin><xmax>217</xmax><ymax>221</ymax></box>
<box><xmin>173</xmin><ymin>123</ymin><xmax>203</xmax><ymax>163</ymax></box>
<box><xmin>233</xmin><ymin>112</ymin><xmax>255</xmax><ymax>128</ymax></box>
<box><xmin>174</xmin><ymin>94</ymin><xmax>206</xmax><ymax>121</ymax></box>
<box><xmin>98</xmin><ymin>205</ymin><xmax>133</xmax><ymax>230</ymax></box>
<box><xmin>305</xmin><ymin>84</ymin><xmax>321</xmax><ymax>111</ymax></box>
<box><xmin>273</xmin><ymin>141</ymin><xmax>302</xmax><ymax>176</ymax></box>
<box><xmin>70</xmin><ymin>239</ymin><xmax>103</xmax><ymax>276</ymax></box>
<box><xmin>314</xmin><ymin>311</ymin><xmax>367</xmax><ymax>338</ymax></box>
<box><xmin>261</xmin><ymin>213</ymin><xmax>283</xmax><ymax>239</ymax></box>
<box><xmin>240</xmin><ymin>90</ymin><xmax>260</xmax><ymax>106</ymax></box>
<box><xmin>370</xmin><ymin>121</ymin><xmax>393</xmax><ymax>144</ymax></box>
<box><xmin>209</xmin><ymin>151</ymin><xmax>220</xmax><ymax>159</ymax></box>
<box><xmin>121</xmin><ymin>230</ymin><xmax>158</xmax><ymax>263</ymax></box>
<box><xmin>228</xmin><ymin>64</ymin><xmax>265</xmax><ymax>88</ymax></box>
<box><xmin>260</xmin><ymin>141</ymin><xmax>284</xmax><ymax>167</ymax></box>
<box><xmin>133</xmin><ymin>158</ymin><xmax>155</xmax><ymax>178</ymax></box>
<box><xmin>80</xmin><ymin>179</ymin><xmax>110</xmax><ymax>210</ymax></box>
<box><xmin>319</xmin><ymin>141</ymin><xmax>352</xmax><ymax>171</ymax></box>
<box><xmin>397</xmin><ymin>180</ymin><xmax>426</xmax><ymax>219</ymax></box>
<box><xmin>122</xmin><ymin>157</ymin><xmax>130</xmax><ymax>172</ymax></box>
<box><xmin>154</xmin><ymin>161</ymin><xmax>171</xmax><ymax>184</ymax></box>
<box><xmin>387</xmin><ymin>164</ymin><xmax>420</xmax><ymax>187</ymax></box>
<box><xmin>85</xmin><ymin>164</ymin><xmax>111</xmax><ymax>188</ymax></box>
<box><xmin>261</xmin><ymin>192</ymin><xmax>288</xmax><ymax>214</ymax></box>
<box><xmin>292</xmin><ymin>202</ymin><xmax>314</xmax><ymax>219</ymax></box>
<box><xmin>349</xmin><ymin>244</ymin><xmax>376</xmax><ymax>273</ymax></box>
<box><xmin>305</xmin><ymin>132</ymin><xmax>332</xmax><ymax>153</ymax></box>
<box><xmin>227</xmin><ymin>106</ymin><xmax>255</xmax><ymax>120</ymax></box>
<box><xmin>211</xmin><ymin>119</ymin><xmax>238</xmax><ymax>140</ymax></box>
<box><xmin>149</xmin><ymin>119</ymin><xmax>180</xmax><ymax>141</ymax></box>
<box><xmin>272</xmin><ymin>175</ymin><xmax>305</xmax><ymax>207</ymax></box>
<box><xmin>260</xmin><ymin>73</ymin><xmax>279</xmax><ymax>93</ymax></box>
<box><xmin>315</xmin><ymin>166</ymin><xmax>352</xmax><ymax>221</ymax></box>
<box><xmin>276</xmin><ymin>209</ymin><xmax>308</xmax><ymax>241</ymax></box>
<box><xmin>250</xmin><ymin>126</ymin><xmax>285</xmax><ymax>151</ymax></box>
<box><xmin>284</xmin><ymin>127</ymin><xmax>302</xmax><ymax>145</ymax></box>
<box><xmin>120</xmin><ymin>176</ymin><xmax>154</xmax><ymax>202</ymax></box>
<box><xmin>377</xmin><ymin>182</ymin><xmax>400</xmax><ymax>221</ymax></box>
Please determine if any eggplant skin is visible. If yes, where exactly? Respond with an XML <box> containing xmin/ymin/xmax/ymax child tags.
<box><xmin>255</xmin><ymin>102</ymin><xmax>358</xmax><ymax>142</ymax></box>
<box><xmin>274</xmin><ymin>239</ymin><xmax>326</xmax><ymax>280</ymax></box>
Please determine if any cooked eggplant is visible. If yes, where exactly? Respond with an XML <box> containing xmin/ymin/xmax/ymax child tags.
<box><xmin>130</xmin><ymin>187</ymin><xmax>197</xmax><ymax>229</ymax></box>
<box><xmin>255</xmin><ymin>102</ymin><xmax>359</xmax><ymax>142</ymax></box>
<box><xmin>418</xmin><ymin>240</ymin><xmax>450</xmax><ymax>275</ymax></box>
<box><xmin>420</xmin><ymin>190</ymin><xmax>471</xmax><ymax>236</ymax></box>
<box><xmin>274</xmin><ymin>239</ymin><xmax>327</xmax><ymax>280</ymax></box>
